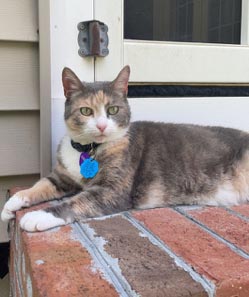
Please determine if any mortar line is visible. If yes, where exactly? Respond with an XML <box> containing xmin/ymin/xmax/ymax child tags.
<box><xmin>175</xmin><ymin>207</ymin><xmax>249</xmax><ymax>260</ymax></box>
<box><xmin>14</xmin><ymin>257</ymin><xmax>24</xmax><ymax>297</ymax></box>
<box><xmin>73</xmin><ymin>222</ymin><xmax>138</xmax><ymax>297</ymax></box>
<box><xmin>223</xmin><ymin>207</ymin><xmax>249</xmax><ymax>222</ymax></box>
<box><xmin>123</xmin><ymin>212</ymin><xmax>215</xmax><ymax>297</ymax></box>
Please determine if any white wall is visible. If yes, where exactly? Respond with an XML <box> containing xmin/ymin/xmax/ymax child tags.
<box><xmin>130</xmin><ymin>97</ymin><xmax>249</xmax><ymax>130</ymax></box>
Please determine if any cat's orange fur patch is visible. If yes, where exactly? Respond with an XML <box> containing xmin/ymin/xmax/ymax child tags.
<box><xmin>17</xmin><ymin>178</ymin><xmax>62</xmax><ymax>205</ymax></box>
<box><xmin>203</xmin><ymin>152</ymin><xmax>249</xmax><ymax>206</ymax></box>
<box><xmin>100</xmin><ymin>137</ymin><xmax>129</xmax><ymax>156</ymax></box>
<box><xmin>232</xmin><ymin>151</ymin><xmax>249</xmax><ymax>197</ymax></box>
<box><xmin>92</xmin><ymin>90</ymin><xmax>109</xmax><ymax>106</ymax></box>
<box><xmin>77</xmin><ymin>91</ymin><xmax>109</xmax><ymax>111</ymax></box>
<box><xmin>138</xmin><ymin>180</ymin><xmax>167</xmax><ymax>209</ymax></box>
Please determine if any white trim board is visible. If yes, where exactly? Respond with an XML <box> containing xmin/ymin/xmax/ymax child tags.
<box><xmin>39</xmin><ymin>0</ymin><xmax>95</xmax><ymax>174</ymax></box>
<box><xmin>124</xmin><ymin>41</ymin><xmax>249</xmax><ymax>83</ymax></box>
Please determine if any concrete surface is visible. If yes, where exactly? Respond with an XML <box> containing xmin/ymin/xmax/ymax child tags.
<box><xmin>0</xmin><ymin>275</ymin><xmax>10</xmax><ymax>297</ymax></box>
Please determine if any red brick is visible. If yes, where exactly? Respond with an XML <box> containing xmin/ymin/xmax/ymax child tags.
<box><xmin>231</xmin><ymin>204</ymin><xmax>249</xmax><ymax>218</ymax></box>
<box><xmin>133</xmin><ymin>208</ymin><xmax>249</xmax><ymax>297</ymax></box>
<box><xmin>216</xmin><ymin>276</ymin><xmax>249</xmax><ymax>297</ymax></box>
<box><xmin>12</xmin><ymin>211</ymin><xmax>118</xmax><ymax>297</ymax></box>
<box><xmin>88</xmin><ymin>216</ymin><xmax>207</xmax><ymax>297</ymax></box>
<box><xmin>187</xmin><ymin>207</ymin><xmax>249</xmax><ymax>253</ymax></box>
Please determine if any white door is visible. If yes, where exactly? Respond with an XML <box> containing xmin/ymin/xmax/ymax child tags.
<box><xmin>93</xmin><ymin>0</ymin><xmax>249</xmax><ymax>130</ymax></box>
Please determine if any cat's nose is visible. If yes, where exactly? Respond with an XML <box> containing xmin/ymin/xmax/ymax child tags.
<box><xmin>96</xmin><ymin>123</ymin><xmax>107</xmax><ymax>133</ymax></box>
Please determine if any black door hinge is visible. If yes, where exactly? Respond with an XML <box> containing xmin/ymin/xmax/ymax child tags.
<box><xmin>77</xmin><ymin>20</ymin><xmax>109</xmax><ymax>57</ymax></box>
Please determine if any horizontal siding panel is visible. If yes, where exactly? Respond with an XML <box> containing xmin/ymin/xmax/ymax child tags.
<box><xmin>0</xmin><ymin>0</ymin><xmax>38</xmax><ymax>42</ymax></box>
<box><xmin>0</xmin><ymin>42</ymin><xmax>39</xmax><ymax>110</ymax></box>
<box><xmin>0</xmin><ymin>174</ymin><xmax>39</xmax><ymax>192</ymax></box>
<box><xmin>0</xmin><ymin>111</ymin><xmax>40</xmax><ymax>176</ymax></box>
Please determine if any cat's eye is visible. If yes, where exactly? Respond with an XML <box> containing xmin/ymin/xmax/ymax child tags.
<box><xmin>80</xmin><ymin>107</ymin><xmax>93</xmax><ymax>116</ymax></box>
<box><xmin>107</xmin><ymin>106</ymin><xmax>119</xmax><ymax>115</ymax></box>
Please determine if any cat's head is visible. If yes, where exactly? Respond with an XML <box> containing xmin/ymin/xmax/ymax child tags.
<box><xmin>62</xmin><ymin>66</ymin><xmax>131</xmax><ymax>145</ymax></box>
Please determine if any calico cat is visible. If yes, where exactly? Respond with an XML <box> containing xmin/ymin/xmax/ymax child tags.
<box><xmin>2</xmin><ymin>65</ymin><xmax>249</xmax><ymax>232</ymax></box>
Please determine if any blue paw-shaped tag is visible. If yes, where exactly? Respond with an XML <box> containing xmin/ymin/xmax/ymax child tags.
<box><xmin>80</xmin><ymin>158</ymin><xmax>99</xmax><ymax>179</ymax></box>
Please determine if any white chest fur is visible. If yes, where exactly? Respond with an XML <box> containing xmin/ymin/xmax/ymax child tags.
<box><xmin>59</xmin><ymin>135</ymin><xmax>82</xmax><ymax>182</ymax></box>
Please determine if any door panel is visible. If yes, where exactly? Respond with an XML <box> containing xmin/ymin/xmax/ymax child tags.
<box><xmin>124</xmin><ymin>40</ymin><xmax>249</xmax><ymax>83</ymax></box>
<box><xmin>94</xmin><ymin>0</ymin><xmax>249</xmax><ymax>84</ymax></box>
<box><xmin>94</xmin><ymin>0</ymin><xmax>249</xmax><ymax>132</ymax></box>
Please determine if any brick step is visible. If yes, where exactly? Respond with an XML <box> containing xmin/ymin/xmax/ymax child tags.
<box><xmin>8</xmin><ymin>189</ymin><xmax>249</xmax><ymax>296</ymax></box>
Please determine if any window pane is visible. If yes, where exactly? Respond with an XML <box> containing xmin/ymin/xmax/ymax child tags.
<box><xmin>124</xmin><ymin>0</ymin><xmax>242</xmax><ymax>44</ymax></box>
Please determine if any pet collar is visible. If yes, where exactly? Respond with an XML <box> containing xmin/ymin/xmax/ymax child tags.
<box><xmin>71</xmin><ymin>140</ymin><xmax>100</xmax><ymax>179</ymax></box>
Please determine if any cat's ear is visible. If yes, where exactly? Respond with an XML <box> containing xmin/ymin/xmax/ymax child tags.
<box><xmin>112</xmin><ymin>65</ymin><xmax>130</xmax><ymax>95</ymax></box>
<box><xmin>62</xmin><ymin>67</ymin><xmax>84</xmax><ymax>100</ymax></box>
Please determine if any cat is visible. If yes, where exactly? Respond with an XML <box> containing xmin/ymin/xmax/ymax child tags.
<box><xmin>2</xmin><ymin>65</ymin><xmax>249</xmax><ymax>232</ymax></box>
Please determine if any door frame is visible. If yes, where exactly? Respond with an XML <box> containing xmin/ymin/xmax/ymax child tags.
<box><xmin>38</xmin><ymin>0</ymin><xmax>95</xmax><ymax>170</ymax></box>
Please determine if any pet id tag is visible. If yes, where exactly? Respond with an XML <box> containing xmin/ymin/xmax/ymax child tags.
<box><xmin>79</xmin><ymin>152</ymin><xmax>99</xmax><ymax>179</ymax></box>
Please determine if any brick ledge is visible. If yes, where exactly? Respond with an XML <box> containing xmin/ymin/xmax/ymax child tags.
<box><xmin>8</xmin><ymin>188</ymin><xmax>249</xmax><ymax>297</ymax></box>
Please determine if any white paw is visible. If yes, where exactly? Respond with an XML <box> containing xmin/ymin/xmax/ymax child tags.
<box><xmin>20</xmin><ymin>210</ymin><xmax>66</xmax><ymax>232</ymax></box>
<box><xmin>1</xmin><ymin>195</ymin><xmax>30</xmax><ymax>222</ymax></box>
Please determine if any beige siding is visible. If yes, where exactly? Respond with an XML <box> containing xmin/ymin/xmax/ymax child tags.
<box><xmin>0</xmin><ymin>0</ymin><xmax>38</xmax><ymax>42</ymax></box>
<box><xmin>0</xmin><ymin>0</ymin><xmax>40</xmax><ymax>242</ymax></box>
<box><xmin>0</xmin><ymin>175</ymin><xmax>39</xmax><ymax>194</ymax></box>
<box><xmin>0</xmin><ymin>0</ymin><xmax>40</xmax><ymax>177</ymax></box>
<box><xmin>0</xmin><ymin>111</ymin><xmax>40</xmax><ymax>176</ymax></box>
<box><xmin>0</xmin><ymin>42</ymin><xmax>39</xmax><ymax>110</ymax></box>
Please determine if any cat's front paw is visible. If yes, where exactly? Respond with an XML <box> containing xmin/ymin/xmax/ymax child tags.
<box><xmin>20</xmin><ymin>210</ymin><xmax>66</xmax><ymax>232</ymax></box>
<box><xmin>1</xmin><ymin>194</ymin><xmax>30</xmax><ymax>222</ymax></box>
